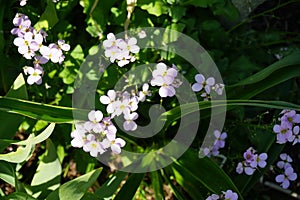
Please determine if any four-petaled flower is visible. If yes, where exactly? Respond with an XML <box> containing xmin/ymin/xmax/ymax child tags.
<box><xmin>275</xmin><ymin>167</ymin><xmax>297</xmax><ymax>189</ymax></box>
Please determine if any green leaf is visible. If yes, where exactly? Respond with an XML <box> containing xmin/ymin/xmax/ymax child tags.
<box><xmin>114</xmin><ymin>173</ymin><xmax>145</xmax><ymax>200</ymax></box>
<box><xmin>0</xmin><ymin>135</ymin><xmax>34</xmax><ymax>163</ymax></box>
<box><xmin>181</xmin><ymin>0</ymin><xmax>222</xmax><ymax>8</ymax></box>
<box><xmin>34</xmin><ymin>0</ymin><xmax>59</xmax><ymax>30</ymax></box>
<box><xmin>0</xmin><ymin>123</ymin><xmax>55</xmax><ymax>163</ymax></box>
<box><xmin>140</xmin><ymin>0</ymin><xmax>168</xmax><ymax>17</ymax></box>
<box><xmin>92</xmin><ymin>171</ymin><xmax>127</xmax><ymax>199</ymax></box>
<box><xmin>30</xmin><ymin>139</ymin><xmax>61</xmax><ymax>198</ymax></box>
<box><xmin>163</xmin><ymin>23</ymin><xmax>186</xmax><ymax>44</ymax></box>
<box><xmin>46</xmin><ymin>168</ymin><xmax>102</xmax><ymax>200</ymax></box>
<box><xmin>173</xmin><ymin>148</ymin><xmax>243</xmax><ymax>199</ymax></box>
<box><xmin>0</xmin><ymin>161</ymin><xmax>16</xmax><ymax>186</ymax></box>
<box><xmin>4</xmin><ymin>192</ymin><xmax>37</xmax><ymax>200</ymax></box>
<box><xmin>0</xmin><ymin>96</ymin><xmax>87</xmax><ymax>123</ymax></box>
<box><xmin>231</xmin><ymin>51</ymin><xmax>300</xmax><ymax>86</ymax></box>
<box><xmin>162</xmin><ymin>170</ymin><xmax>186</xmax><ymax>200</ymax></box>
<box><xmin>0</xmin><ymin>74</ymin><xmax>28</xmax><ymax>141</ymax></box>
<box><xmin>151</xmin><ymin>171</ymin><xmax>164</xmax><ymax>200</ymax></box>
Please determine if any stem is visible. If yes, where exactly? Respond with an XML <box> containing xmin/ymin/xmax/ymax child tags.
<box><xmin>89</xmin><ymin>0</ymin><xmax>102</xmax><ymax>39</ymax></box>
<box><xmin>227</xmin><ymin>0</ymin><xmax>298</xmax><ymax>33</ymax></box>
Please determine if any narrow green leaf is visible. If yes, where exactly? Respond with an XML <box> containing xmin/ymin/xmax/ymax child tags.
<box><xmin>162</xmin><ymin>169</ymin><xmax>186</xmax><ymax>200</ymax></box>
<box><xmin>231</xmin><ymin>51</ymin><xmax>300</xmax><ymax>86</ymax></box>
<box><xmin>93</xmin><ymin>171</ymin><xmax>127</xmax><ymax>199</ymax></box>
<box><xmin>0</xmin><ymin>96</ymin><xmax>87</xmax><ymax>123</ymax></box>
<box><xmin>151</xmin><ymin>171</ymin><xmax>164</xmax><ymax>200</ymax></box>
<box><xmin>114</xmin><ymin>173</ymin><xmax>145</xmax><ymax>200</ymax></box>
<box><xmin>30</xmin><ymin>139</ymin><xmax>61</xmax><ymax>198</ymax></box>
<box><xmin>46</xmin><ymin>168</ymin><xmax>102</xmax><ymax>200</ymax></box>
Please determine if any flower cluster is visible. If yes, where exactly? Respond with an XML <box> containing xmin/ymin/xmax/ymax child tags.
<box><xmin>100</xmin><ymin>84</ymin><xmax>151</xmax><ymax>131</ymax></box>
<box><xmin>71</xmin><ymin>110</ymin><xmax>126</xmax><ymax>157</ymax></box>
<box><xmin>11</xmin><ymin>13</ymin><xmax>70</xmax><ymax>85</ymax></box>
<box><xmin>206</xmin><ymin>189</ymin><xmax>238</xmax><ymax>200</ymax></box>
<box><xmin>275</xmin><ymin>153</ymin><xmax>297</xmax><ymax>189</ymax></box>
<box><xmin>103</xmin><ymin>33</ymin><xmax>140</xmax><ymax>67</ymax></box>
<box><xmin>191</xmin><ymin>73</ymin><xmax>225</xmax><ymax>100</ymax></box>
<box><xmin>236</xmin><ymin>147</ymin><xmax>268</xmax><ymax>175</ymax></box>
<box><xmin>273</xmin><ymin>110</ymin><xmax>300</xmax><ymax>144</ymax></box>
<box><xmin>150</xmin><ymin>63</ymin><xmax>182</xmax><ymax>98</ymax></box>
<box><xmin>203</xmin><ymin>130</ymin><xmax>227</xmax><ymax>157</ymax></box>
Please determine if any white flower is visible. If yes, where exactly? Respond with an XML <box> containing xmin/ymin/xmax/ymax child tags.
<box><xmin>123</xmin><ymin>112</ymin><xmax>138</xmax><ymax>131</ymax></box>
<box><xmin>23</xmin><ymin>66</ymin><xmax>43</xmax><ymax>85</ymax></box>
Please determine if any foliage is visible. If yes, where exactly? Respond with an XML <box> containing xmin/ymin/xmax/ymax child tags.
<box><xmin>0</xmin><ymin>0</ymin><xmax>300</xmax><ymax>199</ymax></box>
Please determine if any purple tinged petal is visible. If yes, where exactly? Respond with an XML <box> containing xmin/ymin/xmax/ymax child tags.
<box><xmin>111</xmin><ymin>144</ymin><xmax>121</xmax><ymax>154</ymax></box>
<box><xmin>275</xmin><ymin>174</ymin><xmax>284</xmax><ymax>183</ymax></box>
<box><xmin>195</xmin><ymin>74</ymin><xmax>205</xmax><ymax>83</ymax></box>
<box><xmin>206</xmin><ymin>77</ymin><xmax>215</xmax><ymax>86</ymax></box>
<box><xmin>192</xmin><ymin>83</ymin><xmax>203</xmax><ymax>92</ymax></box>
<box><xmin>282</xmin><ymin>180</ymin><xmax>290</xmax><ymax>189</ymax></box>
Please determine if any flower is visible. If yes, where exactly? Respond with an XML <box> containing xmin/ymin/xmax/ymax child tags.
<box><xmin>123</xmin><ymin>111</ymin><xmax>138</xmax><ymax>131</ymax></box>
<box><xmin>102</xmin><ymin>136</ymin><xmax>126</xmax><ymax>154</ymax></box>
<box><xmin>138</xmin><ymin>83</ymin><xmax>151</xmax><ymax>102</ymax></box>
<box><xmin>23</xmin><ymin>66</ymin><xmax>43</xmax><ymax>85</ymax></box>
<box><xmin>275</xmin><ymin>167</ymin><xmax>297</xmax><ymax>189</ymax></box>
<box><xmin>84</xmin><ymin>110</ymin><xmax>104</xmax><ymax>133</ymax></box>
<box><xmin>13</xmin><ymin>32</ymin><xmax>38</xmax><ymax>59</ymax></box>
<box><xmin>100</xmin><ymin>90</ymin><xmax>117</xmax><ymax>114</ymax></box>
<box><xmin>277</xmin><ymin>153</ymin><xmax>292</xmax><ymax>169</ymax></box>
<box><xmin>83</xmin><ymin>137</ymin><xmax>105</xmax><ymax>157</ymax></box>
<box><xmin>206</xmin><ymin>194</ymin><xmax>219</xmax><ymax>200</ymax></box>
<box><xmin>213</xmin><ymin>130</ymin><xmax>227</xmax><ymax>148</ymax></box>
<box><xmin>150</xmin><ymin>62</ymin><xmax>180</xmax><ymax>98</ymax></box>
<box><xmin>273</xmin><ymin>122</ymin><xmax>293</xmax><ymax>144</ymax></box>
<box><xmin>191</xmin><ymin>74</ymin><xmax>215</xmax><ymax>94</ymax></box>
<box><xmin>40</xmin><ymin>44</ymin><xmax>62</xmax><ymax>63</ymax></box>
<box><xmin>292</xmin><ymin>126</ymin><xmax>300</xmax><ymax>145</ymax></box>
<box><xmin>223</xmin><ymin>190</ymin><xmax>238</xmax><ymax>200</ymax></box>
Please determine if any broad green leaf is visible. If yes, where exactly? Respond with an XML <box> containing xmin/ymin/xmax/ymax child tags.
<box><xmin>0</xmin><ymin>73</ymin><xmax>28</xmax><ymax>141</ymax></box>
<box><xmin>173</xmin><ymin>148</ymin><xmax>243</xmax><ymax>199</ymax></box>
<box><xmin>0</xmin><ymin>161</ymin><xmax>15</xmax><ymax>186</ymax></box>
<box><xmin>181</xmin><ymin>0</ymin><xmax>222</xmax><ymax>8</ymax></box>
<box><xmin>0</xmin><ymin>96</ymin><xmax>87</xmax><ymax>123</ymax></box>
<box><xmin>140</xmin><ymin>0</ymin><xmax>168</xmax><ymax>17</ymax></box>
<box><xmin>46</xmin><ymin>168</ymin><xmax>102</xmax><ymax>200</ymax></box>
<box><xmin>31</xmin><ymin>139</ymin><xmax>61</xmax><ymax>198</ymax></box>
<box><xmin>34</xmin><ymin>0</ymin><xmax>59</xmax><ymax>30</ymax></box>
<box><xmin>92</xmin><ymin>171</ymin><xmax>127</xmax><ymax>199</ymax></box>
<box><xmin>4</xmin><ymin>192</ymin><xmax>37</xmax><ymax>200</ymax></box>
<box><xmin>114</xmin><ymin>173</ymin><xmax>145</xmax><ymax>200</ymax></box>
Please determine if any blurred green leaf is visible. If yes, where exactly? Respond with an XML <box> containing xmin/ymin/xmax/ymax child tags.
<box><xmin>46</xmin><ymin>168</ymin><xmax>102</xmax><ymax>200</ymax></box>
<box><xmin>30</xmin><ymin>139</ymin><xmax>61</xmax><ymax>198</ymax></box>
<box><xmin>114</xmin><ymin>173</ymin><xmax>145</xmax><ymax>200</ymax></box>
<box><xmin>34</xmin><ymin>0</ymin><xmax>59</xmax><ymax>30</ymax></box>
